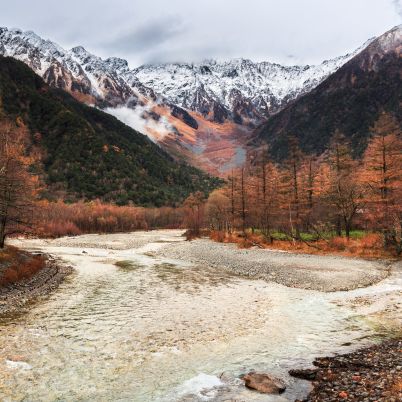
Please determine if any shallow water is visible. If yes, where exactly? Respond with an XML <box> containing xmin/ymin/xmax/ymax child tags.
<box><xmin>1</xmin><ymin>231</ymin><xmax>401</xmax><ymax>401</ymax></box>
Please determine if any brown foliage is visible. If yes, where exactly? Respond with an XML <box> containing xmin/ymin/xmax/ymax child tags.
<box><xmin>211</xmin><ymin>230</ymin><xmax>389</xmax><ymax>258</ymax></box>
<box><xmin>0</xmin><ymin>119</ymin><xmax>39</xmax><ymax>247</ymax></box>
<box><xmin>32</xmin><ymin>200</ymin><xmax>186</xmax><ymax>238</ymax></box>
<box><xmin>0</xmin><ymin>252</ymin><xmax>45</xmax><ymax>286</ymax></box>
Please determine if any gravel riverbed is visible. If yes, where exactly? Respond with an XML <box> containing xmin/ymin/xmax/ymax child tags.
<box><xmin>158</xmin><ymin>238</ymin><xmax>392</xmax><ymax>292</ymax></box>
<box><xmin>3</xmin><ymin>231</ymin><xmax>401</xmax><ymax>401</ymax></box>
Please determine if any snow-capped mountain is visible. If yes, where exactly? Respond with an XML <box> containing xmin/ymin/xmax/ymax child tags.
<box><xmin>1</xmin><ymin>25</ymin><xmax>393</xmax><ymax>174</ymax></box>
<box><xmin>132</xmin><ymin>48</ymin><xmax>372</xmax><ymax>124</ymax></box>
<box><xmin>0</xmin><ymin>27</ymin><xmax>374</xmax><ymax>127</ymax></box>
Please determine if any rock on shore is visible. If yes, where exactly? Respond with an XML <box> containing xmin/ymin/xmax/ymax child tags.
<box><xmin>291</xmin><ymin>339</ymin><xmax>402</xmax><ymax>402</ymax></box>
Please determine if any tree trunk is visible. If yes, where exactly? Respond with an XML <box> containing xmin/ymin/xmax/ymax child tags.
<box><xmin>344</xmin><ymin>219</ymin><xmax>351</xmax><ymax>240</ymax></box>
<box><xmin>336</xmin><ymin>216</ymin><xmax>342</xmax><ymax>236</ymax></box>
<box><xmin>0</xmin><ymin>215</ymin><xmax>7</xmax><ymax>249</ymax></box>
<box><xmin>240</xmin><ymin>168</ymin><xmax>246</xmax><ymax>235</ymax></box>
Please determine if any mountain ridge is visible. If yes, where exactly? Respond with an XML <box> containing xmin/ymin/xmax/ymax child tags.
<box><xmin>0</xmin><ymin>26</ymin><xmax>373</xmax><ymax>127</ymax></box>
<box><xmin>254</xmin><ymin>24</ymin><xmax>402</xmax><ymax>160</ymax></box>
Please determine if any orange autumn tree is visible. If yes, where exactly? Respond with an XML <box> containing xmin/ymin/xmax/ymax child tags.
<box><xmin>183</xmin><ymin>191</ymin><xmax>205</xmax><ymax>236</ymax></box>
<box><xmin>325</xmin><ymin>130</ymin><xmax>365</xmax><ymax>239</ymax></box>
<box><xmin>0</xmin><ymin>119</ymin><xmax>37</xmax><ymax>248</ymax></box>
<box><xmin>205</xmin><ymin>188</ymin><xmax>231</xmax><ymax>232</ymax></box>
<box><xmin>254</xmin><ymin>150</ymin><xmax>280</xmax><ymax>243</ymax></box>
<box><xmin>361</xmin><ymin>112</ymin><xmax>402</xmax><ymax>254</ymax></box>
<box><xmin>279</xmin><ymin>136</ymin><xmax>304</xmax><ymax>240</ymax></box>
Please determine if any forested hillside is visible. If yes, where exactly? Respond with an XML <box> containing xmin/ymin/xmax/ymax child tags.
<box><xmin>255</xmin><ymin>26</ymin><xmax>402</xmax><ymax>160</ymax></box>
<box><xmin>0</xmin><ymin>56</ymin><xmax>221</xmax><ymax>206</ymax></box>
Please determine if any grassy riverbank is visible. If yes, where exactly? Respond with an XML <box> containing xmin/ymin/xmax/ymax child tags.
<box><xmin>207</xmin><ymin>230</ymin><xmax>399</xmax><ymax>259</ymax></box>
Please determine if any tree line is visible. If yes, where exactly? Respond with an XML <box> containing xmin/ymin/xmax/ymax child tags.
<box><xmin>203</xmin><ymin>112</ymin><xmax>401</xmax><ymax>255</ymax></box>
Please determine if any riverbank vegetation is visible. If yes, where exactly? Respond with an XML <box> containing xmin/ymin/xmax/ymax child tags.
<box><xmin>33</xmin><ymin>200</ymin><xmax>186</xmax><ymax>237</ymax></box>
<box><xmin>202</xmin><ymin>112</ymin><xmax>402</xmax><ymax>257</ymax></box>
<box><xmin>0</xmin><ymin>246</ymin><xmax>45</xmax><ymax>286</ymax></box>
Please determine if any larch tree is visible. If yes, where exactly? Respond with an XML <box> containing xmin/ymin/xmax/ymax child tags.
<box><xmin>362</xmin><ymin>112</ymin><xmax>402</xmax><ymax>253</ymax></box>
<box><xmin>256</xmin><ymin>151</ymin><xmax>280</xmax><ymax>243</ymax></box>
<box><xmin>280</xmin><ymin>136</ymin><xmax>304</xmax><ymax>240</ymax></box>
<box><xmin>183</xmin><ymin>191</ymin><xmax>205</xmax><ymax>236</ymax></box>
<box><xmin>326</xmin><ymin>130</ymin><xmax>364</xmax><ymax>239</ymax></box>
<box><xmin>205</xmin><ymin>189</ymin><xmax>231</xmax><ymax>232</ymax></box>
<box><xmin>0</xmin><ymin>120</ymin><xmax>36</xmax><ymax>248</ymax></box>
<box><xmin>239</xmin><ymin>167</ymin><xmax>247</xmax><ymax>235</ymax></box>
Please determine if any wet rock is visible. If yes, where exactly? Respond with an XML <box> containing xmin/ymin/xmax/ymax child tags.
<box><xmin>242</xmin><ymin>372</ymin><xmax>286</xmax><ymax>394</ymax></box>
<box><xmin>289</xmin><ymin>368</ymin><xmax>319</xmax><ymax>381</ymax></box>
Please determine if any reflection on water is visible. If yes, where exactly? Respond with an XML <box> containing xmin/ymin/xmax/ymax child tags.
<box><xmin>0</xmin><ymin>231</ymin><xmax>400</xmax><ymax>401</ymax></box>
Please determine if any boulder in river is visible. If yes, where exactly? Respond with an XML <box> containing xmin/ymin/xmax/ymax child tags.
<box><xmin>242</xmin><ymin>372</ymin><xmax>286</xmax><ymax>394</ymax></box>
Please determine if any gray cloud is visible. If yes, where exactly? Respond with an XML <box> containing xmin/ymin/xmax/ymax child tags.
<box><xmin>104</xmin><ymin>15</ymin><xmax>186</xmax><ymax>53</ymax></box>
<box><xmin>392</xmin><ymin>0</ymin><xmax>402</xmax><ymax>18</ymax></box>
<box><xmin>0</xmin><ymin>0</ymin><xmax>400</xmax><ymax>68</ymax></box>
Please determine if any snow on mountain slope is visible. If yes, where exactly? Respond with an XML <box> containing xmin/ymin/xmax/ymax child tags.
<box><xmin>0</xmin><ymin>27</ymin><xmax>142</xmax><ymax>106</ymax></box>
<box><xmin>0</xmin><ymin>26</ymin><xmax>374</xmax><ymax>127</ymax></box>
<box><xmin>132</xmin><ymin>39</ymin><xmax>373</xmax><ymax>124</ymax></box>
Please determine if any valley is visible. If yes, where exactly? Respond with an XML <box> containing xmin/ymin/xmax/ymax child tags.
<box><xmin>0</xmin><ymin>8</ymin><xmax>401</xmax><ymax>402</ymax></box>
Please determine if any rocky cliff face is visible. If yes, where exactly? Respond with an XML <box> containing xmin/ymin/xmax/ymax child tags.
<box><xmin>132</xmin><ymin>50</ymin><xmax>373</xmax><ymax>125</ymax></box>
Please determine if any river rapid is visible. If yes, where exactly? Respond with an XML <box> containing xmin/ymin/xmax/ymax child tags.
<box><xmin>1</xmin><ymin>230</ymin><xmax>401</xmax><ymax>401</ymax></box>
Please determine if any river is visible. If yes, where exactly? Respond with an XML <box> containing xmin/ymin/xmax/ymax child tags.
<box><xmin>1</xmin><ymin>230</ymin><xmax>401</xmax><ymax>401</ymax></box>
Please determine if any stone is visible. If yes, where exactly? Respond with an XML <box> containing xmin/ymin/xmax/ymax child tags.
<box><xmin>289</xmin><ymin>368</ymin><xmax>319</xmax><ymax>381</ymax></box>
<box><xmin>243</xmin><ymin>372</ymin><xmax>286</xmax><ymax>394</ymax></box>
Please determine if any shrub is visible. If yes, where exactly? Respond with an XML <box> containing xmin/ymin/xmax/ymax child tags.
<box><xmin>0</xmin><ymin>255</ymin><xmax>45</xmax><ymax>286</ymax></box>
<box><xmin>360</xmin><ymin>233</ymin><xmax>382</xmax><ymax>249</ymax></box>
<box><xmin>329</xmin><ymin>236</ymin><xmax>348</xmax><ymax>251</ymax></box>
<box><xmin>1</xmin><ymin>267</ymin><xmax>18</xmax><ymax>286</ymax></box>
<box><xmin>210</xmin><ymin>231</ymin><xmax>226</xmax><ymax>242</ymax></box>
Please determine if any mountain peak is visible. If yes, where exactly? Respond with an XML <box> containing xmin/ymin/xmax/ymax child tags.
<box><xmin>0</xmin><ymin>24</ymin><xmax>397</xmax><ymax>127</ymax></box>
<box><xmin>374</xmin><ymin>24</ymin><xmax>402</xmax><ymax>53</ymax></box>
<box><xmin>104</xmin><ymin>57</ymin><xmax>129</xmax><ymax>73</ymax></box>
<box><xmin>70</xmin><ymin>45</ymin><xmax>94</xmax><ymax>61</ymax></box>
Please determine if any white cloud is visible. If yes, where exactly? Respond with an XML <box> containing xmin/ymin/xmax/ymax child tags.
<box><xmin>393</xmin><ymin>0</ymin><xmax>402</xmax><ymax>18</ymax></box>
<box><xmin>105</xmin><ymin>103</ymin><xmax>174</xmax><ymax>142</ymax></box>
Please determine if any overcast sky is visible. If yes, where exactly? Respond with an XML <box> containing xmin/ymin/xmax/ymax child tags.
<box><xmin>1</xmin><ymin>0</ymin><xmax>401</xmax><ymax>67</ymax></box>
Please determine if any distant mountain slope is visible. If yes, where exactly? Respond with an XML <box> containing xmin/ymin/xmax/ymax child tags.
<box><xmin>0</xmin><ymin>27</ymin><xmax>370</xmax><ymax>127</ymax></box>
<box><xmin>133</xmin><ymin>48</ymin><xmax>371</xmax><ymax>125</ymax></box>
<box><xmin>0</xmin><ymin>56</ymin><xmax>221</xmax><ymax>206</ymax></box>
<box><xmin>254</xmin><ymin>25</ymin><xmax>402</xmax><ymax>160</ymax></box>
